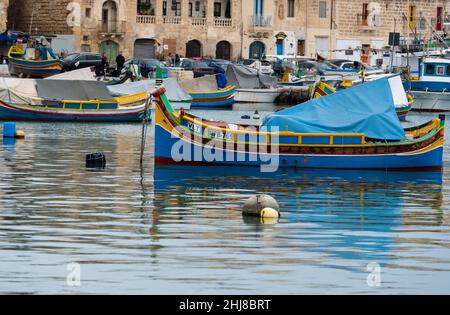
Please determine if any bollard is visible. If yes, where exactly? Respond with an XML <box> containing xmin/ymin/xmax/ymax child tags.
<box><xmin>86</xmin><ymin>152</ymin><xmax>106</xmax><ymax>168</ymax></box>
<box><xmin>243</xmin><ymin>194</ymin><xmax>280</xmax><ymax>220</ymax></box>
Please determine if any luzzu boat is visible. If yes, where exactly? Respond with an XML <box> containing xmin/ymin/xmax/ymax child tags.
<box><xmin>404</xmin><ymin>57</ymin><xmax>450</xmax><ymax>112</ymax></box>
<box><xmin>152</xmin><ymin>77</ymin><xmax>444</xmax><ymax>171</ymax></box>
<box><xmin>8</xmin><ymin>44</ymin><xmax>62</xmax><ymax>78</ymax></box>
<box><xmin>187</xmin><ymin>84</ymin><xmax>236</xmax><ymax>107</ymax></box>
<box><xmin>0</xmin><ymin>79</ymin><xmax>149</xmax><ymax>122</ymax></box>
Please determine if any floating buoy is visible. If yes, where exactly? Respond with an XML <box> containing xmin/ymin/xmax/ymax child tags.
<box><xmin>14</xmin><ymin>130</ymin><xmax>25</xmax><ymax>139</ymax></box>
<box><xmin>243</xmin><ymin>194</ymin><xmax>280</xmax><ymax>221</ymax></box>
<box><xmin>86</xmin><ymin>152</ymin><xmax>106</xmax><ymax>168</ymax></box>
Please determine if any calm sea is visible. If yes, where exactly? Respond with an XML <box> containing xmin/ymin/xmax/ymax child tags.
<box><xmin>0</xmin><ymin>109</ymin><xmax>449</xmax><ymax>294</ymax></box>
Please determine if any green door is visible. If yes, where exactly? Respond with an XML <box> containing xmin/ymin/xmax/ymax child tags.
<box><xmin>99</xmin><ymin>40</ymin><xmax>119</xmax><ymax>65</ymax></box>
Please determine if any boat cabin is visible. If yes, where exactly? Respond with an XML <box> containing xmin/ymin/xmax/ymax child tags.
<box><xmin>419</xmin><ymin>58</ymin><xmax>450</xmax><ymax>82</ymax></box>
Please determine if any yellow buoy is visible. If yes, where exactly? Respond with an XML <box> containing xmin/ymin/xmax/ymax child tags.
<box><xmin>260</xmin><ymin>207</ymin><xmax>280</xmax><ymax>219</ymax></box>
<box><xmin>14</xmin><ymin>130</ymin><xmax>25</xmax><ymax>139</ymax></box>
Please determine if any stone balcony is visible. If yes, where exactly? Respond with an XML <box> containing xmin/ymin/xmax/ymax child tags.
<box><xmin>357</xmin><ymin>14</ymin><xmax>381</xmax><ymax>31</ymax></box>
<box><xmin>134</xmin><ymin>15</ymin><xmax>234</xmax><ymax>28</ymax></box>
<box><xmin>99</xmin><ymin>20</ymin><xmax>126</xmax><ymax>37</ymax></box>
<box><xmin>248</xmin><ymin>15</ymin><xmax>272</xmax><ymax>32</ymax></box>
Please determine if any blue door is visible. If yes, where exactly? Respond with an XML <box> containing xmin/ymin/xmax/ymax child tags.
<box><xmin>276</xmin><ymin>39</ymin><xmax>284</xmax><ymax>55</ymax></box>
<box><xmin>249</xmin><ymin>41</ymin><xmax>265</xmax><ymax>59</ymax></box>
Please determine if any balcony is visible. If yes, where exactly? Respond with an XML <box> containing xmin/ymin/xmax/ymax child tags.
<box><xmin>99</xmin><ymin>20</ymin><xmax>126</xmax><ymax>37</ymax></box>
<box><xmin>163</xmin><ymin>16</ymin><xmax>182</xmax><ymax>24</ymax></box>
<box><xmin>214</xmin><ymin>18</ymin><xmax>233</xmax><ymax>27</ymax></box>
<box><xmin>136</xmin><ymin>15</ymin><xmax>156</xmax><ymax>24</ymax></box>
<box><xmin>191</xmin><ymin>17</ymin><xmax>207</xmax><ymax>26</ymax></box>
<box><xmin>250</xmin><ymin>15</ymin><xmax>272</xmax><ymax>27</ymax></box>
<box><xmin>357</xmin><ymin>14</ymin><xmax>381</xmax><ymax>31</ymax></box>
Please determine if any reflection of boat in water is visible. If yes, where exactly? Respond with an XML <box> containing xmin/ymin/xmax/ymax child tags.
<box><xmin>154</xmin><ymin>164</ymin><xmax>443</xmax><ymax>262</ymax></box>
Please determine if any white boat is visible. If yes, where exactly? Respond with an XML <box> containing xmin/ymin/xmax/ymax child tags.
<box><xmin>227</xmin><ymin>64</ymin><xmax>281</xmax><ymax>103</ymax></box>
<box><xmin>405</xmin><ymin>58</ymin><xmax>450</xmax><ymax>111</ymax></box>
<box><xmin>234</xmin><ymin>88</ymin><xmax>281</xmax><ymax>103</ymax></box>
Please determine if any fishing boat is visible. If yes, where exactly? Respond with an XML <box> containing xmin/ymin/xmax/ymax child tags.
<box><xmin>179</xmin><ymin>75</ymin><xmax>235</xmax><ymax>108</ymax></box>
<box><xmin>107</xmin><ymin>77</ymin><xmax>193</xmax><ymax>110</ymax></box>
<box><xmin>226</xmin><ymin>64</ymin><xmax>281</xmax><ymax>103</ymax></box>
<box><xmin>0</xmin><ymin>79</ymin><xmax>148</xmax><ymax>122</ymax></box>
<box><xmin>152</xmin><ymin>77</ymin><xmax>444</xmax><ymax>171</ymax></box>
<box><xmin>314</xmin><ymin>75</ymin><xmax>413</xmax><ymax>121</ymax></box>
<box><xmin>404</xmin><ymin>58</ymin><xmax>450</xmax><ymax>111</ymax></box>
<box><xmin>8</xmin><ymin>38</ymin><xmax>62</xmax><ymax>78</ymax></box>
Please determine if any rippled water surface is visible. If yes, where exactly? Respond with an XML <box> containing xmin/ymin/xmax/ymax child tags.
<box><xmin>0</xmin><ymin>110</ymin><xmax>449</xmax><ymax>294</ymax></box>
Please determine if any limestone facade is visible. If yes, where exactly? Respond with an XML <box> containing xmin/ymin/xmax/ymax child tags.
<box><xmin>4</xmin><ymin>0</ymin><xmax>450</xmax><ymax>63</ymax></box>
<box><xmin>0</xmin><ymin>0</ymin><xmax>9</xmax><ymax>33</ymax></box>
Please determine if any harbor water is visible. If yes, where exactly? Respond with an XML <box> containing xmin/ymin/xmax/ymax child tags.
<box><xmin>0</xmin><ymin>109</ymin><xmax>449</xmax><ymax>294</ymax></box>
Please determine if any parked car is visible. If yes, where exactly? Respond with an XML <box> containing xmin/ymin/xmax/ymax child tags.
<box><xmin>123</xmin><ymin>58</ymin><xmax>169</xmax><ymax>78</ymax></box>
<box><xmin>62</xmin><ymin>53</ymin><xmax>105</xmax><ymax>75</ymax></box>
<box><xmin>239</xmin><ymin>59</ymin><xmax>273</xmax><ymax>75</ymax></box>
<box><xmin>179</xmin><ymin>59</ymin><xmax>215</xmax><ymax>78</ymax></box>
<box><xmin>203</xmin><ymin>59</ymin><xmax>231</xmax><ymax>74</ymax></box>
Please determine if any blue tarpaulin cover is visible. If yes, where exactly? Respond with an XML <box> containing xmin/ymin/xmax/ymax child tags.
<box><xmin>263</xmin><ymin>78</ymin><xmax>406</xmax><ymax>140</ymax></box>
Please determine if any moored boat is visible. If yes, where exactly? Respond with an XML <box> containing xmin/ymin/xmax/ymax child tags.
<box><xmin>0</xmin><ymin>78</ymin><xmax>149</xmax><ymax>122</ymax></box>
<box><xmin>227</xmin><ymin>64</ymin><xmax>281</xmax><ymax>103</ymax></box>
<box><xmin>404</xmin><ymin>58</ymin><xmax>450</xmax><ymax>112</ymax></box>
<box><xmin>152</xmin><ymin>77</ymin><xmax>444</xmax><ymax>171</ymax></box>
<box><xmin>8</xmin><ymin>39</ymin><xmax>63</xmax><ymax>78</ymax></box>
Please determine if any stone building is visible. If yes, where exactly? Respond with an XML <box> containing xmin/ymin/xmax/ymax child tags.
<box><xmin>331</xmin><ymin>0</ymin><xmax>450</xmax><ymax>64</ymax></box>
<box><xmin>4</xmin><ymin>0</ymin><xmax>450</xmax><ymax>64</ymax></box>
<box><xmin>0</xmin><ymin>0</ymin><xmax>8</xmax><ymax>33</ymax></box>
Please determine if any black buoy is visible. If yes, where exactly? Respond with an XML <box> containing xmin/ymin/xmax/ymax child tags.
<box><xmin>86</xmin><ymin>152</ymin><xmax>106</xmax><ymax>168</ymax></box>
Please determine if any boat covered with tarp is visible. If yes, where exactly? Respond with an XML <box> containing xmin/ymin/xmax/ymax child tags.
<box><xmin>178</xmin><ymin>74</ymin><xmax>235</xmax><ymax>108</ymax></box>
<box><xmin>0</xmin><ymin>78</ymin><xmax>148</xmax><ymax>121</ymax></box>
<box><xmin>226</xmin><ymin>64</ymin><xmax>281</xmax><ymax>103</ymax></box>
<box><xmin>313</xmin><ymin>75</ymin><xmax>413</xmax><ymax>121</ymax></box>
<box><xmin>152</xmin><ymin>77</ymin><xmax>444</xmax><ymax>170</ymax></box>
<box><xmin>108</xmin><ymin>77</ymin><xmax>192</xmax><ymax>109</ymax></box>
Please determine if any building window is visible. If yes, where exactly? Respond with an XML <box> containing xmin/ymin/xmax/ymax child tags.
<box><xmin>408</xmin><ymin>5</ymin><xmax>415</xmax><ymax>28</ymax></box>
<box><xmin>189</xmin><ymin>2</ymin><xmax>193</xmax><ymax>16</ymax></box>
<box><xmin>437</xmin><ymin>66</ymin><xmax>445</xmax><ymax>76</ymax></box>
<box><xmin>163</xmin><ymin>1</ymin><xmax>167</xmax><ymax>15</ymax></box>
<box><xmin>287</xmin><ymin>0</ymin><xmax>295</xmax><ymax>18</ymax></box>
<box><xmin>214</xmin><ymin>3</ymin><xmax>222</xmax><ymax>17</ymax></box>
<box><xmin>319</xmin><ymin>1</ymin><xmax>326</xmax><ymax>18</ymax></box>
<box><xmin>85</xmin><ymin>7</ymin><xmax>91</xmax><ymax>18</ymax></box>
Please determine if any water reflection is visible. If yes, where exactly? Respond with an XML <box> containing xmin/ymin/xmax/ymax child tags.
<box><xmin>154</xmin><ymin>166</ymin><xmax>444</xmax><ymax>264</ymax></box>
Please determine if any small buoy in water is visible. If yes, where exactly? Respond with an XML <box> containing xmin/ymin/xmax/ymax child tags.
<box><xmin>14</xmin><ymin>130</ymin><xmax>25</xmax><ymax>139</ymax></box>
<box><xmin>253</xmin><ymin>110</ymin><xmax>260</xmax><ymax>120</ymax></box>
<box><xmin>243</xmin><ymin>194</ymin><xmax>280</xmax><ymax>220</ymax></box>
<box><xmin>86</xmin><ymin>152</ymin><xmax>106</xmax><ymax>168</ymax></box>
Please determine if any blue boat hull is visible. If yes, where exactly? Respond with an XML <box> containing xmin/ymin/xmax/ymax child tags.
<box><xmin>155</xmin><ymin>124</ymin><xmax>443</xmax><ymax>171</ymax></box>
<box><xmin>0</xmin><ymin>101</ymin><xmax>146</xmax><ymax>122</ymax></box>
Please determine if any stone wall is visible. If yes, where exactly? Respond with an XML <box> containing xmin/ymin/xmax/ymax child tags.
<box><xmin>0</xmin><ymin>0</ymin><xmax>8</xmax><ymax>33</ymax></box>
<box><xmin>8</xmin><ymin>0</ymin><xmax>74</xmax><ymax>34</ymax></box>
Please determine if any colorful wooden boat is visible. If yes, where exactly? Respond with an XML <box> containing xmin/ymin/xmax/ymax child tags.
<box><xmin>152</xmin><ymin>78</ymin><xmax>444</xmax><ymax>171</ymax></box>
<box><xmin>0</xmin><ymin>97</ymin><xmax>149</xmax><ymax>122</ymax></box>
<box><xmin>186</xmin><ymin>85</ymin><xmax>236</xmax><ymax>107</ymax></box>
<box><xmin>8</xmin><ymin>45</ymin><xmax>62</xmax><ymax>78</ymax></box>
